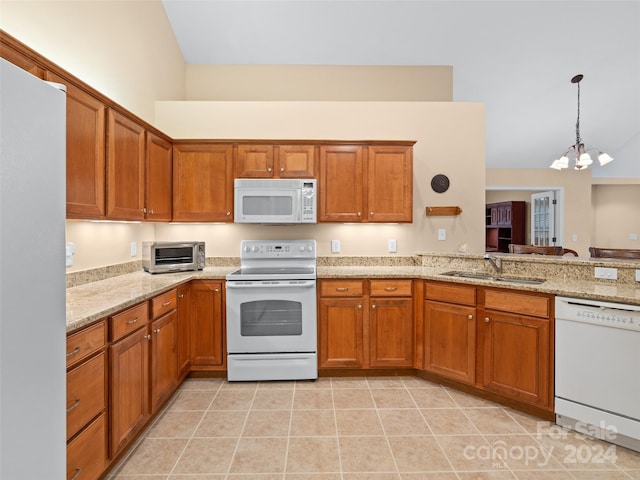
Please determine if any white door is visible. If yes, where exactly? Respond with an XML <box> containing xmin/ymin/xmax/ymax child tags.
<box><xmin>531</xmin><ymin>191</ymin><xmax>557</xmax><ymax>246</ymax></box>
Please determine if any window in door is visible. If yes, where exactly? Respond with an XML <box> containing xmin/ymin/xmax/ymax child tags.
<box><xmin>531</xmin><ymin>191</ymin><xmax>557</xmax><ymax>246</ymax></box>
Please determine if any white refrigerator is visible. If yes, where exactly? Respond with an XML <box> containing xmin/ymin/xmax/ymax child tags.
<box><xmin>1</xmin><ymin>59</ymin><xmax>66</xmax><ymax>478</ymax></box>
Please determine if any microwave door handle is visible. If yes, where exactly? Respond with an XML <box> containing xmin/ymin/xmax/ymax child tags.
<box><xmin>226</xmin><ymin>280</ymin><xmax>316</xmax><ymax>289</ymax></box>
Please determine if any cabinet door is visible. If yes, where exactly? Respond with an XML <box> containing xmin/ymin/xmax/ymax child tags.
<box><xmin>189</xmin><ymin>281</ymin><xmax>224</xmax><ymax>368</ymax></box>
<box><xmin>369</xmin><ymin>298</ymin><xmax>413</xmax><ymax>367</ymax></box>
<box><xmin>318</xmin><ymin>297</ymin><xmax>365</xmax><ymax>368</ymax></box>
<box><xmin>277</xmin><ymin>144</ymin><xmax>316</xmax><ymax>178</ymax></box>
<box><xmin>235</xmin><ymin>144</ymin><xmax>274</xmax><ymax>177</ymax></box>
<box><xmin>109</xmin><ymin>327</ymin><xmax>150</xmax><ymax>456</ymax></box>
<box><xmin>367</xmin><ymin>145</ymin><xmax>413</xmax><ymax>222</ymax></box>
<box><xmin>423</xmin><ymin>301</ymin><xmax>476</xmax><ymax>384</ymax></box>
<box><xmin>176</xmin><ymin>284</ymin><xmax>191</xmax><ymax>380</ymax></box>
<box><xmin>479</xmin><ymin>310</ymin><xmax>550</xmax><ymax>408</ymax></box>
<box><xmin>319</xmin><ymin>145</ymin><xmax>365</xmax><ymax>222</ymax></box>
<box><xmin>47</xmin><ymin>72</ymin><xmax>106</xmax><ymax>219</ymax></box>
<box><xmin>173</xmin><ymin>144</ymin><xmax>234</xmax><ymax>222</ymax></box>
<box><xmin>150</xmin><ymin>310</ymin><xmax>178</xmax><ymax>413</ymax></box>
<box><xmin>66</xmin><ymin>413</ymin><xmax>106</xmax><ymax>480</ymax></box>
<box><xmin>145</xmin><ymin>133</ymin><xmax>172</xmax><ymax>221</ymax></box>
<box><xmin>106</xmin><ymin>109</ymin><xmax>145</xmax><ymax>220</ymax></box>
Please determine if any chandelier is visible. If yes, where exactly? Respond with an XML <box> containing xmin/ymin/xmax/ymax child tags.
<box><xmin>550</xmin><ymin>74</ymin><xmax>613</xmax><ymax>170</ymax></box>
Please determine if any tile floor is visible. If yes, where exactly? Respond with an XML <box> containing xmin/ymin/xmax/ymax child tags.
<box><xmin>109</xmin><ymin>376</ymin><xmax>640</xmax><ymax>480</ymax></box>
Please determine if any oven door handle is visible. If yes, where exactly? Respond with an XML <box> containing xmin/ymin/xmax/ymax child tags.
<box><xmin>226</xmin><ymin>280</ymin><xmax>316</xmax><ymax>289</ymax></box>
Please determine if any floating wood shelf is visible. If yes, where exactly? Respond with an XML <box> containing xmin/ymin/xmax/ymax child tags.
<box><xmin>425</xmin><ymin>206</ymin><xmax>462</xmax><ymax>216</ymax></box>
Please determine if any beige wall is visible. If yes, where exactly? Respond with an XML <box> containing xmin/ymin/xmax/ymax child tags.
<box><xmin>186</xmin><ymin>65</ymin><xmax>453</xmax><ymax>101</ymax></box>
<box><xmin>0</xmin><ymin>0</ymin><xmax>185</xmax><ymax>124</ymax></box>
<box><xmin>592</xmin><ymin>185</ymin><xmax>640</xmax><ymax>249</ymax></box>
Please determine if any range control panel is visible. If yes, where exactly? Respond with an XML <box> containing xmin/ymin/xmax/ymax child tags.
<box><xmin>240</xmin><ymin>240</ymin><xmax>316</xmax><ymax>259</ymax></box>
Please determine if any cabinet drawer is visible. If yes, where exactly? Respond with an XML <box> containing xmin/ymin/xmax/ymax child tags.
<box><xmin>67</xmin><ymin>412</ymin><xmax>106</xmax><ymax>480</ymax></box>
<box><xmin>110</xmin><ymin>302</ymin><xmax>149</xmax><ymax>341</ymax></box>
<box><xmin>67</xmin><ymin>352</ymin><xmax>106</xmax><ymax>441</ymax></box>
<box><xmin>66</xmin><ymin>321</ymin><xmax>106</xmax><ymax>368</ymax></box>
<box><xmin>151</xmin><ymin>289</ymin><xmax>177</xmax><ymax>319</ymax></box>
<box><xmin>425</xmin><ymin>281</ymin><xmax>476</xmax><ymax>306</ymax></box>
<box><xmin>483</xmin><ymin>289</ymin><xmax>550</xmax><ymax>318</ymax></box>
<box><xmin>370</xmin><ymin>279</ymin><xmax>412</xmax><ymax>297</ymax></box>
<box><xmin>320</xmin><ymin>280</ymin><xmax>364</xmax><ymax>297</ymax></box>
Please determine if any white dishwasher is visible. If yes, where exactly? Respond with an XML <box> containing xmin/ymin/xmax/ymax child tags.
<box><xmin>555</xmin><ymin>296</ymin><xmax>640</xmax><ymax>452</ymax></box>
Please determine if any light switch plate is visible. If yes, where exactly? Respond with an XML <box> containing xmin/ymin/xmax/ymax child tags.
<box><xmin>595</xmin><ymin>267</ymin><xmax>618</xmax><ymax>280</ymax></box>
<box><xmin>131</xmin><ymin>241</ymin><xmax>137</xmax><ymax>257</ymax></box>
<box><xmin>331</xmin><ymin>240</ymin><xmax>340</xmax><ymax>254</ymax></box>
<box><xmin>438</xmin><ymin>229</ymin><xmax>446</xmax><ymax>241</ymax></box>
<box><xmin>388</xmin><ymin>239</ymin><xmax>397</xmax><ymax>253</ymax></box>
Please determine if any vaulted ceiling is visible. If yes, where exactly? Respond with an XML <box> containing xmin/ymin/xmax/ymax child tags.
<box><xmin>162</xmin><ymin>1</ymin><xmax>640</xmax><ymax>178</ymax></box>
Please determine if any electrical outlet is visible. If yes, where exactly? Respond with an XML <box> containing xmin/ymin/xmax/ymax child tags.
<box><xmin>630</xmin><ymin>233</ymin><xmax>638</xmax><ymax>241</ymax></box>
<box><xmin>130</xmin><ymin>241</ymin><xmax>137</xmax><ymax>257</ymax></box>
<box><xmin>438</xmin><ymin>229</ymin><xmax>446</xmax><ymax>241</ymax></box>
<box><xmin>65</xmin><ymin>242</ymin><xmax>75</xmax><ymax>267</ymax></box>
<box><xmin>331</xmin><ymin>240</ymin><xmax>340</xmax><ymax>254</ymax></box>
<box><xmin>636</xmin><ymin>270</ymin><xmax>640</xmax><ymax>282</ymax></box>
<box><xmin>572</xmin><ymin>234</ymin><xmax>578</xmax><ymax>242</ymax></box>
<box><xmin>595</xmin><ymin>267</ymin><xmax>618</xmax><ymax>280</ymax></box>
<box><xmin>388</xmin><ymin>239</ymin><xmax>397</xmax><ymax>253</ymax></box>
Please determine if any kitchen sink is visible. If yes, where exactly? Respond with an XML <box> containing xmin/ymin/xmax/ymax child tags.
<box><xmin>440</xmin><ymin>271</ymin><xmax>545</xmax><ymax>285</ymax></box>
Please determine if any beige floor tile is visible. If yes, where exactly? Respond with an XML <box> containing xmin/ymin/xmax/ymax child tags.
<box><xmin>446</xmin><ymin>388</ymin><xmax>499</xmax><ymax>408</ymax></box>
<box><xmin>437</xmin><ymin>435</ymin><xmax>502</xmax><ymax>471</ymax></box>
<box><xmin>401</xmin><ymin>376</ymin><xmax>443</xmax><ymax>388</ymax></box>
<box><xmin>625</xmin><ymin>471</ymin><xmax>640</xmax><ymax>479</ymax></box>
<box><xmin>293</xmin><ymin>389</ymin><xmax>334</xmax><ymax>409</ymax></box>
<box><xmin>224</xmin><ymin>475</ymin><xmax>282</xmax><ymax>480</ymax></box>
<box><xmin>535</xmin><ymin>429</ymin><xmax>618</xmax><ymax>470</ymax></box>
<box><xmin>464</xmin><ymin>408</ymin><xmax>528</xmax><ymax>435</ymax></box>
<box><xmin>251</xmin><ymin>388</ymin><xmax>294</xmax><ymax>410</ymax></box>
<box><xmin>208</xmin><ymin>389</ymin><xmax>255</xmax><ymax>410</ymax></box>
<box><xmin>339</xmin><ymin>436</ymin><xmax>396</xmax><ymax>473</ymax></box>
<box><xmin>408</xmin><ymin>387</ymin><xmax>458</xmax><ymax>408</ymax></box>
<box><xmin>172</xmin><ymin>437</ymin><xmax>237</xmax><ymax>474</ymax></box>
<box><xmin>229</xmin><ymin>437</ymin><xmax>288</xmax><ymax>474</ymax></box>
<box><xmin>286</xmin><ymin>437</ymin><xmax>341</xmax><ymax>473</ymax></box>
<box><xmin>295</xmin><ymin>377</ymin><xmax>332</xmax><ymax>389</ymax></box>
<box><xmin>387</xmin><ymin>435</ymin><xmax>452</xmax><ymax>472</ymax></box>
<box><xmin>378</xmin><ymin>408</ymin><xmax>431</xmax><ymax>436</ymax></box>
<box><xmin>421</xmin><ymin>408</ymin><xmax>480</xmax><ymax>435</ymax></box>
<box><xmin>178</xmin><ymin>378</ymin><xmax>224</xmax><ymax>391</ymax></box>
<box><xmin>168</xmin><ymin>390</ymin><xmax>217</xmax><ymax>411</ymax></box>
<box><xmin>342</xmin><ymin>474</ymin><xmax>401</xmax><ymax>480</ymax></box>
<box><xmin>603</xmin><ymin>443</ymin><xmax>640</xmax><ymax>469</ymax></box>
<box><xmin>146</xmin><ymin>411</ymin><xmax>205</xmax><ymax>438</ymax></box>
<box><xmin>333</xmin><ymin>388</ymin><xmax>375</xmax><ymax>409</ymax></box>
<box><xmin>168</xmin><ymin>475</ymin><xmax>225</xmax><ymax>480</ymax></box>
<box><xmin>512</xmin><ymin>471</ymin><xmax>576</xmax><ymax>480</ymax></box>
<box><xmin>367</xmin><ymin>376</ymin><xmax>407</xmax><ymax>389</ymax></box>
<box><xmin>456</xmin><ymin>472</ymin><xmax>517</xmax><ymax>479</ymax></box>
<box><xmin>336</xmin><ymin>409</ymin><xmax>384</xmax><ymax>436</ymax></box>
<box><xmin>504</xmin><ymin>409</ymin><xmax>550</xmax><ymax>434</ymax></box>
<box><xmin>400</xmin><ymin>473</ymin><xmax>457</xmax><ymax>480</ymax></box>
<box><xmin>242</xmin><ymin>409</ymin><xmax>291</xmax><ymax>437</ymax></box>
<box><xmin>331</xmin><ymin>377</ymin><xmax>368</xmax><ymax>389</ymax></box>
<box><xmin>569</xmin><ymin>471</ymin><xmax>636</xmax><ymax>480</ymax></box>
<box><xmin>113</xmin><ymin>475</ymin><xmax>168</xmax><ymax>480</ymax></box>
<box><xmin>117</xmin><ymin>438</ymin><xmax>188</xmax><ymax>475</ymax></box>
<box><xmin>194</xmin><ymin>410</ymin><xmax>247</xmax><ymax>437</ymax></box>
<box><xmin>256</xmin><ymin>380</ymin><xmax>296</xmax><ymax>390</ymax></box>
<box><xmin>285</xmin><ymin>475</ymin><xmax>342</xmax><ymax>480</ymax></box>
<box><xmin>290</xmin><ymin>409</ymin><xmax>337</xmax><ymax>436</ymax></box>
<box><xmin>371</xmin><ymin>388</ymin><xmax>416</xmax><ymax>408</ymax></box>
<box><xmin>483</xmin><ymin>434</ymin><xmax>564</xmax><ymax>470</ymax></box>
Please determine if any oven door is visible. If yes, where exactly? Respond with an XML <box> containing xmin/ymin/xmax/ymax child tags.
<box><xmin>226</xmin><ymin>279</ymin><xmax>317</xmax><ymax>353</ymax></box>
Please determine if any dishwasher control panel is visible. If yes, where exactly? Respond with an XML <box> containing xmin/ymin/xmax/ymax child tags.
<box><xmin>556</xmin><ymin>296</ymin><xmax>640</xmax><ymax>332</ymax></box>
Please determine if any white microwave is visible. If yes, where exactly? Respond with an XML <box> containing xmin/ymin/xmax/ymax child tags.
<box><xmin>234</xmin><ymin>178</ymin><xmax>317</xmax><ymax>224</ymax></box>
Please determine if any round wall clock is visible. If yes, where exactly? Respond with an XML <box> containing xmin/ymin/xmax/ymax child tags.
<box><xmin>431</xmin><ymin>174</ymin><xmax>450</xmax><ymax>193</ymax></box>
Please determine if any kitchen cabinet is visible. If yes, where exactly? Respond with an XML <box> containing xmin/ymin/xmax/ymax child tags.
<box><xmin>234</xmin><ymin>143</ymin><xmax>316</xmax><ymax>178</ymax></box>
<box><xmin>145</xmin><ymin>132</ymin><xmax>173</xmax><ymax>221</ymax></box>
<box><xmin>106</xmin><ymin>109</ymin><xmax>146</xmax><ymax>220</ymax></box>
<box><xmin>478</xmin><ymin>288</ymin><xmax>553</xmax><ymax>409</ymax></box>
<box><xmin>318</xmin><ymin>279</ymin><xmax>413</xmax><ymax>369</ymax></box>
<box><xmin>189</xmin><ymin>280</ymin><xmax>225</xmax><ymax>370</ymax></box>
<box><xmin>149</xmin><ymin>289</ymin><xmax>178</xmax><ymax>413</ymax></box>
<box><xmin>172</xmin><ymin>143</ymin><xmax>234</xmax><ymax>222</ymax></box>
<box><xmin>423</xmin><ymin>282</ymin><xmax>477</xmax><ymax>385</ymax></box>
<box><xmin>0</xmin><ymin>33</ymin><xmax>46</xmax><ymax>78</ymax></box>
<box><xmin>109</xmin><ymin>302</ymin><xmax>150</xmax><ymax>456</ymax></box>
<box><xmin>176</xmin><ymin>284</ymin><xmax>191</xmax><ymax>381</ymax></box>
<box><xmin>485</xmin><ymin>201</ymin><xmax>525</xmax><ymax>252</ymax></box>
<box><xmin>66</xmin><ymin>320</ymin><xmax>107</xmax><ymax>480</ymax></box>
<box><xmin>46</xmin><ymin>71</ymin><xmax>107</xmax><ymax>219</ymax></box>
<box><xmin>319</xmin><ymin>143</ymin><xmax>413</xmax><ymax>222</ymax></box>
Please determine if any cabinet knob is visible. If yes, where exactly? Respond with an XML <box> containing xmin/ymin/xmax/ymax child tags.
<box><xmin>144</xmin><ymin>334</ymin><xmax>151</xmax><ymax>340</ymax></box>
<box><xmin>178</xmin><ymin>294</ymin><xmax>184</xmax><ymax>299</ymax></box>
<box><xmin>357</xmin><ymin>212</ymin><xmax>362</xmax><ymax>217</ymax></box>
<box><xmin>149</xmin><ymin>209</ymin><xmax>155</xmax><ymax>214</ymax></box>
<box><xmin>372</xmin><ymin>304</ymin><xmax>376</xmax><ymax>309</ymax></box>
<box><xmin>280</xmin><ymin>167</ymin><xmax>285</xmax><ymax>172</ymax></box>
<box><xmin>484</xmin><ymin>317</ymin><xmax>490</xmax><ymax>323</ymax></box>
<box><xmin>142</xmin><ymin>207</ymin><xmax>147</xmax><ymax>213</ymax></box>
<box><xmin>468</xmin><ymin>314</ymin><xmax>473</xmax><ymax>320</ymax></box>
<box><xmin>358</xmin><ymin>304</ymin><xmax>362</xmax><ymax>309</ymax></box>
<box><xmin>370</xmin><ymin>212</ymin><xmax>374</xmax><ymax>216</ymax></box>
<box><xmin>154</xmin><ymin>328</ymin><xmax>160</xmax><ymax>334</ymax></box>
<box><xmin>214</xmin><ymin>288</ymin><xmax>220</xmax><ymax>294</ymax></box>
<box><xmin>226</xmin><ymin>211</ymin><xmax>231</xmax><ymax>216</ymax></box>
<box><xmin>267</xmin><ymin>167</ymin><xmax>273</xmax><ymax>172</ymax></box>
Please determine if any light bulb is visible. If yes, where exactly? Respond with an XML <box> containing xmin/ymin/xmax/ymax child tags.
<box><xmin>598</xmin><ymin>152</ymin><xmax>614</xmax><ymax>165</ymax></box>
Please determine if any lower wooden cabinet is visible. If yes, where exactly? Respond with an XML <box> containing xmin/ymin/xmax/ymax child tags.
<box><xmin>189</xmin><ymin>280</ymin><xmax>225</xmax><ymax>369</ymax></box>
<box><xmin>318</xmin><ymin>279</ymin><xmax>413</xmax><ymax>369</ymax></box>
<box><xmin>176</xmin><ymin>284</ymin><xmax>191</xmax><ymax>381</ymax></box>
<box><xmin>150</xmin><ymin>309</ymin><xmax>178</xmax><ymax>413</ymax></box>
<box><xmin>66</xmin><ymin>412</ymin><xmax>107</xmax><ymax>480</ymax></box>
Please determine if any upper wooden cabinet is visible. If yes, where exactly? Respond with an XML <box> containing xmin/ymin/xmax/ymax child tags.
<box><xmin>0</xmin><ymin>34</ymin><xmax>45</xmax><ymax>78</ymax></box>
<box><xmin>46</xmin><ymin>72</ymin><xmax>107</xmax><ymax>219</ymax></box>
<box><xmin>106</xmin><ymin>109</ymin><xmax>146</xmax><ymax>220</ymax></box>
<box><xmin>145</xmin><ymin>133</ymin><xmax>173</xmax><ymax>221</ymax></box>
<box><xmin>234</xmin><ymin>143</ymin><xmax>316</xmax><ymax>178</ymax></box>
<box><xmin>173</xmin><ymin>143</ymin><xmax>234</xmax><ymax>222</ymax></box>
<box><xmin>319</xmin><ymin>143</ymin><xmax>413</xmax><ymax>222</ymax></box>
<box><xmin>485</xmin><ymin>201</ymin><xmax>526</xmax><ymax>253</ymax></box>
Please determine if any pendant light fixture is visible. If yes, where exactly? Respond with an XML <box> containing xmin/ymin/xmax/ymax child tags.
<box><xmin>550</xmin><ymin>74</ymin><xmax>613</xmax><ymax>170</ymax></box>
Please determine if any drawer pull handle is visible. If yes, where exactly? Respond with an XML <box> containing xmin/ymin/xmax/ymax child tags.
<box><xmin>162</xmin><ymin>301</ymin><xmax>172</xmax><ymax>306</ymax></box>
<box><xmin>384</xmin><ymin>287</ymin><xmax>397</xmax><ymax>291</ymax></box>
<box><xmin>178</xmin><ymin>294</ymin><xmax>184</xmax><ymax>299</ymax></box>
<box><xmin>66</xmin><ymin>346</ymin><xmax>81</xmax><ymax>358</ymax></box>
<box><xmin>66</xmin><ymin>398</ymin><xmax>81</xmax><ymax>413</ymax></box>
<box><xmin>127</xmin><ymin>317</ymin><xmax>139</xmax><ymax>325</ymax></box>
<box><xmin>70</xmin><ymin>467</ymin><xmax>82</xmax><ymax>480</ymax></box>
<box><xmin>336</xmin><ymin>287</ymin><xmax>349</xmax><ymax>292</ymax></box>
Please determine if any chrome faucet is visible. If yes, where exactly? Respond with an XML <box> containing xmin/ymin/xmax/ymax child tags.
<box><xmin>484</xmin><ymin>253</ymin><xmax>502</xmax><ymax>276</ymax></box>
